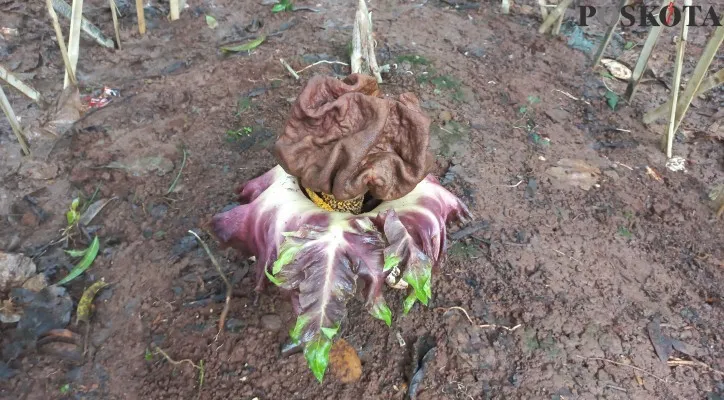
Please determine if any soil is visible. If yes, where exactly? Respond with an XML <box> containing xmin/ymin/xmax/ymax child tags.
<box><xmin>1</xmin><ymin>0</ymin><xmax>723</xmax><ymax>399</ymax></box>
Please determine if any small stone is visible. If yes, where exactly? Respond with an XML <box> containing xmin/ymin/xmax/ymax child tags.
<box><xmin>545</xmin><ymin>108</ymin><xmax>570</xmax><ymax>123</ymax></box>
<box><xmin>150</xmin><ymin>204</ymin><xmax>168</xmax><ymax>219</ymax></box>
<box><xmin>225</xmin><ymin>318</ymin><xmax>244</xmax><ymax>333</ymax></box>
<box><xmin>22</xmin><ymin>274</ymin><xmax>48</xmax><ymax>292</ymax></box>
<box><xmin>439</xmin><ymin>110</ymin><xmax>453</xmax><ymax>122</ymax></box>
<box><xmin>18</xmin><ymin>160</ymin><xmax>59</xmax><ymax>180</ymax></box>
<box><xmin>260</xmin><ymin>314</ymin><xmax>282</xmax><ymax>331</ymax></box>
<box><xmin>603</xmin><ymin>170</ymin><xmax>620</xmax><ymax>180</ymax></box>
<box><xmin>20</xmin><ymin>212</ymin><xmax>39</xmax><ymax>227</ymax></box>
<box><xmin>0</xmin><ymin>252</ymin><xmax>37</xmax><ymax>292</ymax></box>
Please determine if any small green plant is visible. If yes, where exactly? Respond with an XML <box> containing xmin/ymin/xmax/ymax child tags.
<box><xmin>272</xmin><ymin>0</ymin><xmax>293</xmax><ymax>12</ymax></box>
<box><xmin>617</xmin><ymin>226</ymin><xmax>632</xmax><ymax>238</ymax></box>
<box><xmin>66</xmin><ymin>198</ymin><xmax>80</xmax><ymax>226</ymax></box>
<box><xmin>59</xmin><ymin>383</ymin><xmax>71</xmax><ymax>395</ymax></box>
<box><xmin>226</xmin><ymin>127</ymin><xmax>253</xmax><ymax>141</ymax></box>
<box><xmin>396</xmin><ymin>54</ymin><xmax>429</xmax><ymax>65</ymax></box>
<box><xmin>144</xmin><ymin>348</ymin><xmax>153</xmax><ymax>361</ymax></box>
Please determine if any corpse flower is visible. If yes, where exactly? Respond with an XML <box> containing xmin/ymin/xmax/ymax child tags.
<box><xmin>212</xmin><ymin>74</ymin><xmax>471</xmax><ymax>382</ymax></box>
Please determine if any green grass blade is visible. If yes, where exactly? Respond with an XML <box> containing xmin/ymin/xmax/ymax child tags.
<box><xmin>56</xmin><ymin>236</ymin><xmax>100</xmax><ymax>285</ymax></box>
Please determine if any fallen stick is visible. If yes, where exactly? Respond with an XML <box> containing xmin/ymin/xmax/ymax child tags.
<box><xmin>188</xmin><ymin>230</ymin><xmax>231</xmax><ymax>339</ymax></box>
<box><xmin>0</xmin><ymin>64</ymin><xmax>42</xmax><ymax>103</ymax></box>
<box><xmin>0</xmin><ymin>85</ymin><xmax>31</xmax><ymax>155</ymax></box>
<box><xmin>51</xmin><ymin>0</ymin><xmax>114</xmax><ymax>49</ymax></box>
<box><xmin>280</xmin><ymin>58</ymin><xmax>300</xmax><ymax>80</ymax></box>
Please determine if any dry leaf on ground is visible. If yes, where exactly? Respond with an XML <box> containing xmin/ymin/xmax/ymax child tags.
<box><xmin>545</xmin><ymin>159</ymin><xmax>601</xmax><ymax>191</ymax></box>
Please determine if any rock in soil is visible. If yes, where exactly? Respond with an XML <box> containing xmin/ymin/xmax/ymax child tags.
<box><xmin>0</xmin><ymin>252</ymin><xmax>37</xmax><ymax>292</ymax></box>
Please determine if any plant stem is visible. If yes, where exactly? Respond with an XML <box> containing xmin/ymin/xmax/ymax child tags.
<box><xmin>0</xmin><ymin>85</ymin><xmax>31</xmax><ymax>155</ymax></box>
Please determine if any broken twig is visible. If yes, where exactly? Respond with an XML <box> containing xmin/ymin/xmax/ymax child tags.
<box><xmin>280</xmin><ymin>58</ymin><xmax>300</xmax><ymax>80</ymax></box>
<box><xmin>0</xmin><ymin>64</ymin><xmax>42</xmax><ymax>103</ymax></box>
<box><xmin>188</xmin><ymin>230</ymin><xmax>231</xmax><ymax>339</ymax></box>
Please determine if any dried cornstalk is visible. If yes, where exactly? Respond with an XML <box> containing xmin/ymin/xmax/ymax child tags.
<box><xmin>46</xmin><ymin>0</ymin><xmax>77</xmax><ymax>84</ymax></box>
<box><xmin>624</xmin><ymin>0</ymin><xmax>668</xmax><ymax>101</ymax></box>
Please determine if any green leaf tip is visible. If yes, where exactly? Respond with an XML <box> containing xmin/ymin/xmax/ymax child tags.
<box><xmin>320</xmin><ymin>324</ymin><xmax>339</xmax><ymax>340</ymax></box>
<box><xmin>289</xmin><ymin>315</ymin><xmax>311</xmax><ymax>343</ymax></box>
<box><xmin>264</xmin><ymin>268</ymin><xmax>284</xmax><ymax>286</ymax></box>
<box><xmin>273</xmin><ymin>242</ymin><xmax>301</xmax><ymax>274</ymax></box>
<box><xmin>370</xmin><ymin>301</ymin><xmax>392</xmax><ymax>327</ymax></box>
<box><xmin>56</xmin><ymin>236</ymin><xmax>100</xmax><ymax>285</ymax></box>
<box><xmin>403</xmin><ymin>264</ymin><xmax>432</xmax><ymax>306</ymax></box>
<box><xmin>304</xmin><ymin>336</ymin><xmax>332</xmax><ymax>383</ymax></box>
<box><xmin>383</xmin><ymin>254</ymin><xmax>401</xmax><ymax>272</ymax></box>
<box><xmin>403</xmin><ymin>293</ymin><xmax>416</xmax><ymax>315</ymax></box>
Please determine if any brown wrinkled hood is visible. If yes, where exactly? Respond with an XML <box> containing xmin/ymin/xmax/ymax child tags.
<box><xmin>272</xmin><ymin>73</ymin><xmax>433</xmax><ymax>201</ymax></box>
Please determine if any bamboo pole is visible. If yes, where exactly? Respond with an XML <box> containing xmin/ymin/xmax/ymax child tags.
<box><xmin>591</xmin><ymin>0</ymin><xmax>629</xmax><ymax>67</ymax></box>
<box><xmin>538</xmin><ymin>0</ymin><xmax>572</xmax><ymax>34</ymax></box>
<box><xmin>46</xmin><ymin>0</ymin><xmax>77</xmax><ymax>85</ymax></box>
<box><xmin>538</xmin><ymin>0</ymin><xmax>548</xmax><ymax>19</ymax></box>
<box><xmin>0</xmin><ymin>85</ymin><xmax>31</xmax><ymax>156</ymax></box>
<box><xmin>625</xmin><ymin>0</ymin><xmax>668</xmax><ymax>101</ymax></box>
<box><xmin>136</xmin><ymin>0</ymin><xmax>146</xmax><ymax>35</ymax></box>
<box><xmin>63</xmin><ymin>0</ymin><xmax>84</xmax><ymax>88</ymax></box>
<box><xmin>644</xmin><ymin>25</ymin><xmax>723</xmax><ymax>124</ymax></box>
<box><xmin>170</xmin><ymin>0</ymin><xmax>180</xmax><ymax>20</ymax></box>
<box><xmin>51</xmin><ymin>0</ymin><xmax>114</xmax><ymax>49</ymax></box>
<box><xmin>664</xmin><ymin>0</ymin><xmax>691</xmax><ymax>158</ymax></box>
<box><xmin>110</xmin><ymin>0</ymin><xmax>122</xmax><ymax>49</ymax></box>
<box><xmin>0</xmin><ymin>64</ymin><xmax>42</xmax><ymax>103</ymax></box>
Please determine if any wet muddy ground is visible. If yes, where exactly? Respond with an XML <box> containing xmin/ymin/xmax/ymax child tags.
<box><xmin>1</xmin><ymin>0</ymin><xmax>723</xmax><ymax>399</ymax></box>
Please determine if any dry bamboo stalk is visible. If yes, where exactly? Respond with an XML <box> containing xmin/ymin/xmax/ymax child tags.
<box><xmin>552</xmin><ymin>10</ymin><xmax>564</xmax><ymax>35</ymax></box>
<box><xmin>644</xmin><ymin>68</ymin><xmax>724</xmax><ymax>124</ymax></box>
<box><xmin>538</xmin><ymin>0</ymin><xmax>548</xmax><ymax>19</ymax></box>
<box><xmin>109</xmin><ymin>0</ymin><xmax>121</xmax><ymax>49</ymax></box>
<box><xmin>46</xmin><ymin>0</ymin><xmax>77</xmax><ymax>84</ymax></box>
<box><xmin>665</xmin><ymin>0</ymin><xmax>691</xmax><ymax>158</ymax></box>
<box><xmin>351</xmin><ymin>0</ymin><xmax>382</xmax><ymax>82</ymax></box>
<box><xmin>501</xmin><ymin>0</ymin><xmax>510</xmax><ymax>15</ymax></box>
<box><xmin>538</xmin><ymin>0</ymin><xmax>572</xmax><ymax>34</ymax></box>
<box><xmin>136</xmin><ymin>0</ymin><xmax>146</xmax><ymax>35</ymax></box>
<box><xmin>591</xmin><ymin>0</ymin><xmax>629</xmax><ymax>67</ymax></box>
<box><xmin>170</xmin><ymin>0</ymin><xmax>180</xmax><ymax>20</ymax></box>
<box><xmin>51</xmin><ymin>0</ymin><xmax>114</xmax><ymax>49</ymax></box>
<box><xmin>0</xmin><ymin>64</ymin><xmax>42</xmax><ymax>103</ymax></box>
<box><xmin>0</xmin><ymin>85</ymin><xmax>31</xmax><ymax>155</ymax></box>
<box><xmin>671</xmin><ymin>25</ymin><xmax>724</xmax><ymax>133</ymax></box>
<box><xmin>63</xmin><ymin>0</ymin><xmax>84</xmax><ymax>88</ymax></box>
<box><xmin>625</xmin><ymin>0</ymin><xmax>667</xmax><ymax>101</ymax></box>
